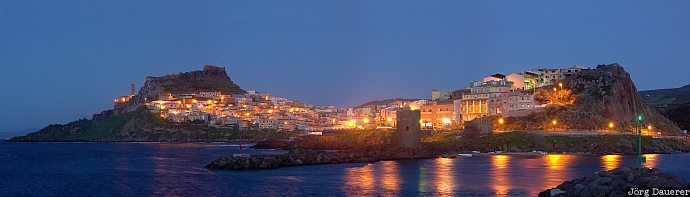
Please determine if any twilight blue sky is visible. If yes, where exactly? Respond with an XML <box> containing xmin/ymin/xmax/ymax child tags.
<box><xmin>1</xmin><ymin>0</ymin><xmax>689</xmax><ymax>131</ymax></box>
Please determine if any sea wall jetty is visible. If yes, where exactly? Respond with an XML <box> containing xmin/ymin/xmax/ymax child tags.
<box><xmin>540</xmin><ymin>167</ymin><xmax>690</xmax><ymax>197</ymax></box>
<box><xmin>205</xmin><ymin>149</ymin><xmax>434</xmax><ymax>170</ymax></box>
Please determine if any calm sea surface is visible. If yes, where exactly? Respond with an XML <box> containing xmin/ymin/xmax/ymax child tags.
<box><xmin>1</xmin><ymin>142</ymin><xmax>689</xmax><ymax>197</ymax></box>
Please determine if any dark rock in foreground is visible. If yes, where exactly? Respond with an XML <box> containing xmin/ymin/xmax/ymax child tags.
<box><xmin>205</xmin><ymin>148</ymin><xmax>434</xmax><ymax>170</ymax></box>
<box><xmin>540</xmin><ymin>167</ymin><xmax>690</xmax><ymax>197</ymax></box>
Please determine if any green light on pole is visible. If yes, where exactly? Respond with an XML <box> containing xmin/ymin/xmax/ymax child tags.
<box><xmin>636</xmin><ymin>114</ymin><xmax>644</xmax><ymax>172</ymax></box>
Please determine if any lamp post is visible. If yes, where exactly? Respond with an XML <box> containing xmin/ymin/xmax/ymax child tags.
<box><xmin>637</xmin><ymin>115</ymin><xmax>645</xmax><ymax>172</ymax></box>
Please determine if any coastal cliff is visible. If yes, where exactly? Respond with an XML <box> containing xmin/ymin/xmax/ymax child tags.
<box><xmin>566</xmin><ymin>64</ymin><xmax>682</xmax><ymax>135</ymax></box>
<box><xmin>502</xmin><ymin>64</ymin><xmax>682</xmax><ymax>135</ymax></box>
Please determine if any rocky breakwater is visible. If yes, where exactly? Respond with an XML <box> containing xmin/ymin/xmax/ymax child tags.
<box><xmin>540</xmin><ymin>167</ymin><xmax>690</xmax><ymax>197</ymax></box>
<box><xmin>206</xmin><ymin>148</ymin><xmax>435</xmax><ymax>170</ymax></box>
<box><xmin>205</xmin><ymin>150</ymin><xmax>371</xmax><ymax>170</ymax></box>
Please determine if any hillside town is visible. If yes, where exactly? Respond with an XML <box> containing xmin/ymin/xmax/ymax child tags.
<box><xmin>113</xmin><ymin>65</ymin><xmax>590</xmax><ymax>133</ymax></box>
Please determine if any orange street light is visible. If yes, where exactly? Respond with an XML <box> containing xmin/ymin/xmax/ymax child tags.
<box><xmin>558</xmin><ymin>82</ymin><xmax>563</xmax><ymax>89</ymax></box>
<box><xmin>442</xmin><ymin>118</ymin><xmax>451</xmax><ymax>124</ymax></box>
<box><xmin>552</xmin><ymin>120</ymin><xmax>558</xmax><ymax>125</ymax></box>
<box><xmin>498</xmin><ymin>118</ymin><xmax>505</xmax><ymax>124</ymax></box>
<box><xmin>363</xmin><ymin>118</ymin><xmax>370</xmax><ymax>124</ymax></box>
<box><xmin>386</xmin><ymin>117</ymin><xmax>393</xmax><ymax>122</ymax></box>
<box><xmin>608</xmin><ymin>122</ymin><xmax>615</xmax><ymax>129</ymax></box>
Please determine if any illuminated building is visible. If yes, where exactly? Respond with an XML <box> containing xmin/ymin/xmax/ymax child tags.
<box><xmin>420</xmin><ymin>100</ymin><xmax>454</xmax><ymax>129</ymax></box>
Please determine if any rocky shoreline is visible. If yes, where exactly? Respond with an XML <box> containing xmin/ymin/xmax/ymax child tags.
<box><xmin>540</xmin><ymin>167</ymin><xmax>690</xmax><ymax>197</ymax></box>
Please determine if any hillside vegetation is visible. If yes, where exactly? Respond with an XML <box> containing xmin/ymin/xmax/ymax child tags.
<box><xmin>9</xmin><ymin>108</ymin><xmax>293</xmax><ymax>142</ymax></box>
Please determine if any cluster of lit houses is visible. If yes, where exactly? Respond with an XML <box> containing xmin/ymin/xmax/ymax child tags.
<box><xmin>116</xmin><ymin>65</ymin><xmax>590</xmax><ymax>132</ymax></box>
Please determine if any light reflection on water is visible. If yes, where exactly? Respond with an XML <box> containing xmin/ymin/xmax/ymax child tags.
<box><xmin>340</xmin><ymin>154</ymin><xmax>669</xmax><ymax>196</ymax></box>
<box><xmin>543</xmin><ymin>154</ymin><xmax>574</xmax><ymax>188</ymax></box>
<box><xmin>601</xmin><ymin>155</ymin><xmax>622</xmax><ymax>171</ymax></box>
<box><xmin>434</xmin><ymin>158</ymin><xmax>456</xmax><ymax>196</ymax></box>
<box><xmin>643</xmin><ymin>154</ymin><xmax>658</xmax><ymax>168</ymax></box>
<box><xmin>2</xmin><ymin>143</ymin><xmax>689</xmax><ymax>197</ymax></box>
<box><xmin>381</xmin><ymin>161</ymin><xmax>400</xmax><ymax>195</ymax></box>
<box><xmin>491</xmin><ymin>155</ymin><xmax>510</xmax><ymax>196</ymax></box>
<box><xmin>343</xmin><ymin>161</ymin><xmax>376</xmax><ymax>196</ymax></box>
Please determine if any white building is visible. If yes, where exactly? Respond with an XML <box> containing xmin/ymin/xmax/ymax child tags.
<box><xmin>197</xmin><ymin>91</ymin><xmax>221</xmax><ymax>98</ymax></box>
<box><xmin>253</xmin><ymin>119</ymin><xmax>279</xmax><ymax>130</ymax></box>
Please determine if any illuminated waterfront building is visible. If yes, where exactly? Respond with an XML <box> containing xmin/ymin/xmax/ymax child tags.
<box><xmin>420</xmin><ymin>100</ymin><xmax>454</xmax><ymax>129</ymax></box>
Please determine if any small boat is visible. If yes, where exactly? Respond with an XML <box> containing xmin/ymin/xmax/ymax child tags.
<box><xmin>457</xmin><ymin>154</ymin><xmax>473</xmax><ymax>157</ymax></box>
<box><xmin>440</xmin><ymin>154</ymin><xmax>457</xmax><ymax>158</ymax></box>
<box><xmin>536</xmin><ymin>151</ymin><xmax>548</xmax><ymax>155</ymax></box>
<box><xmin>471</xmin><ymin>151</ymin><xmax>481</xmax><ymax>154</ymax></box>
